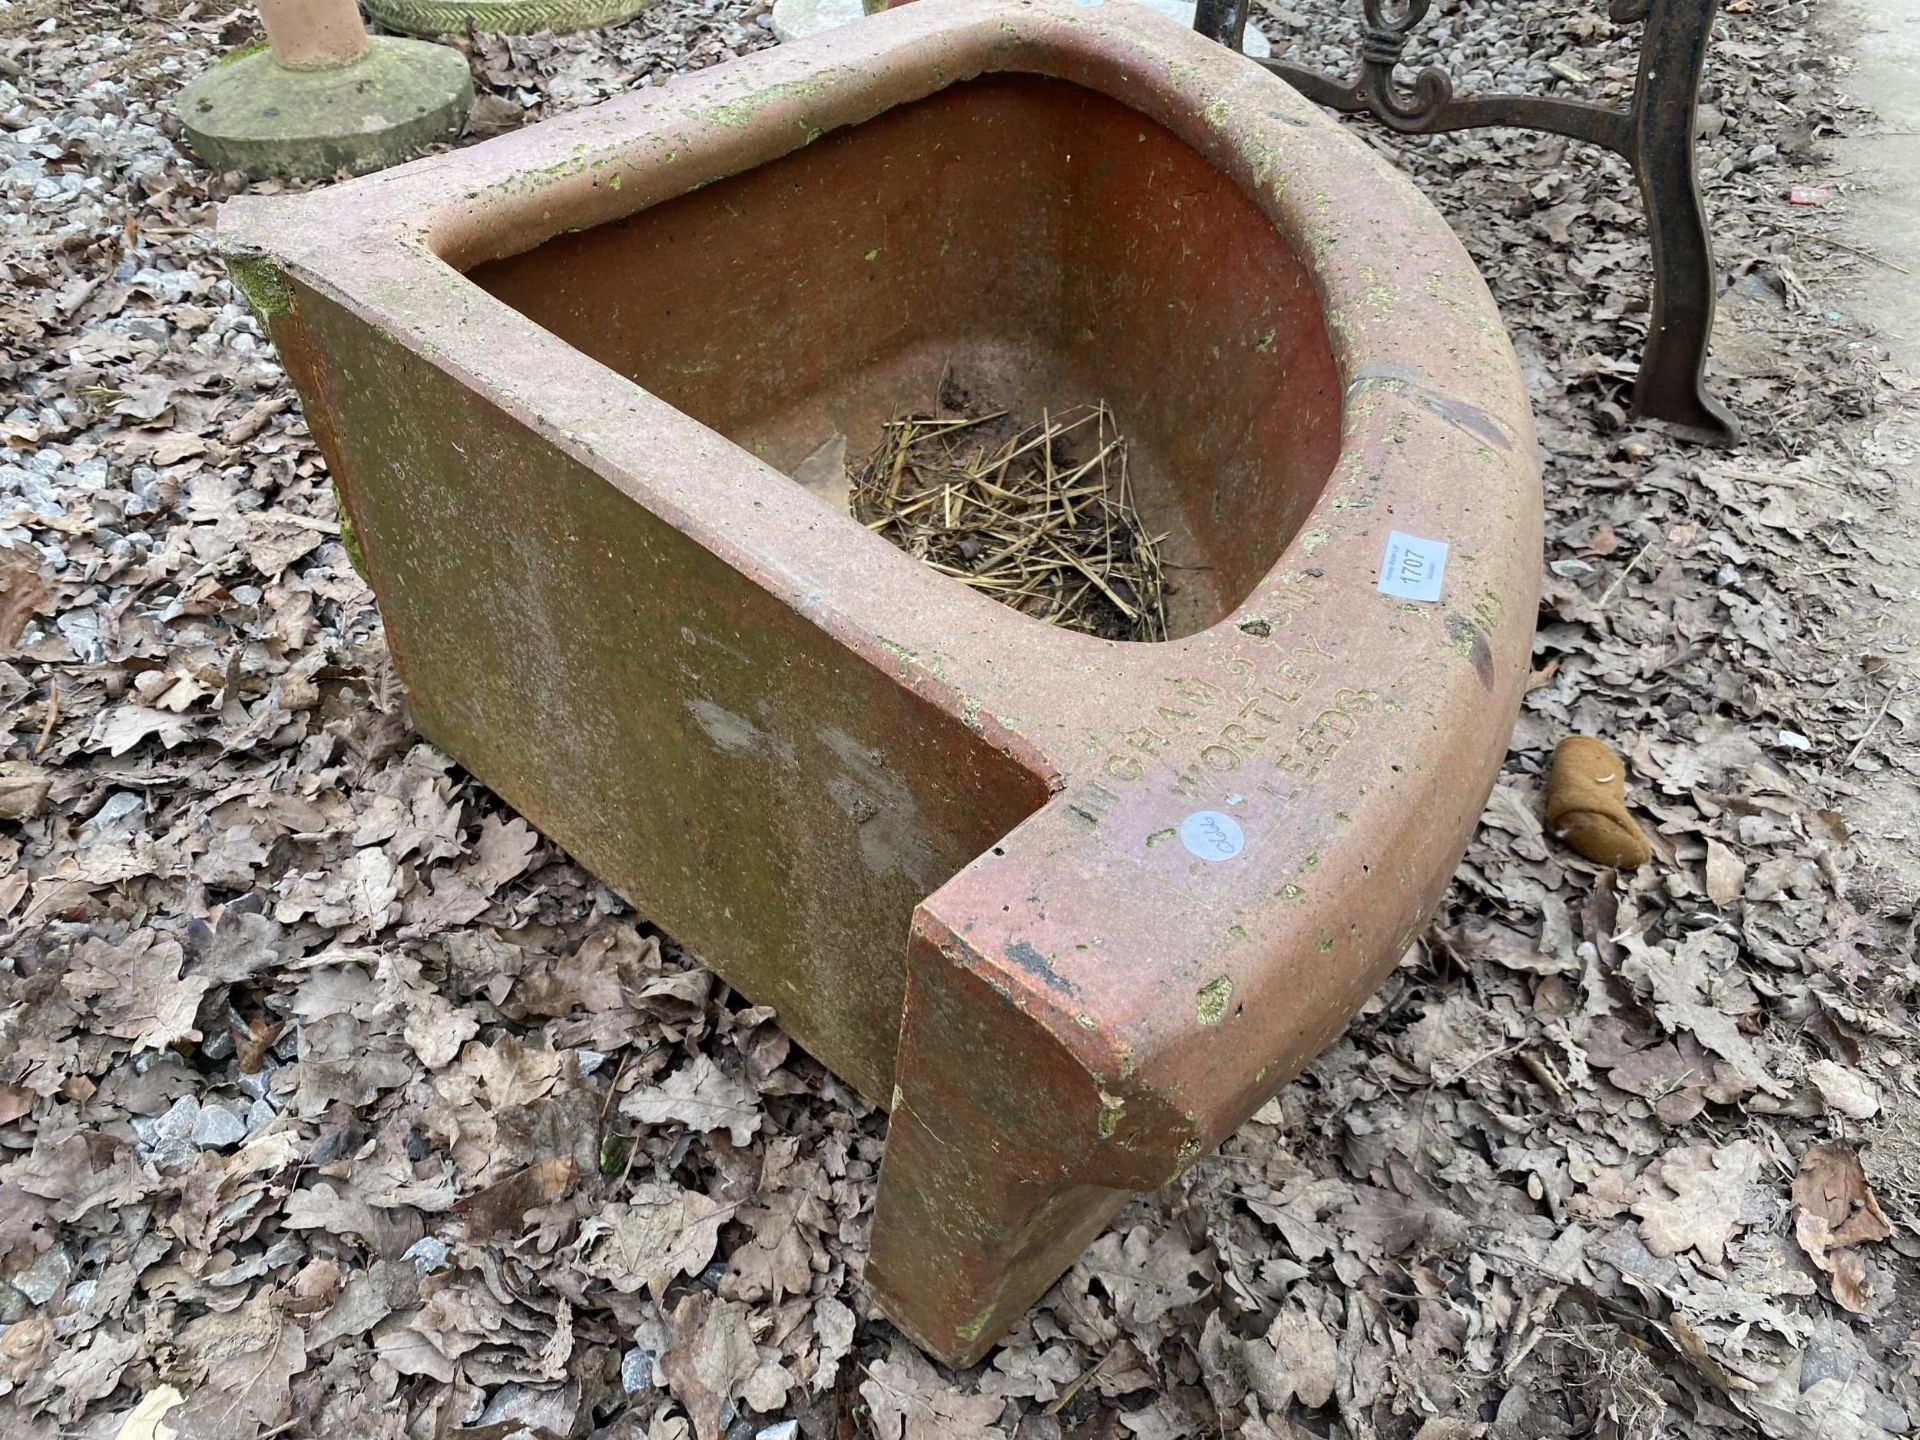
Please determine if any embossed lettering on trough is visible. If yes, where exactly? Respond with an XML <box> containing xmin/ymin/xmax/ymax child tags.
<box><xmin>220</xmin><ymin>0</ymin><xmax>1542</xmax><ymax>1364</ymax></box>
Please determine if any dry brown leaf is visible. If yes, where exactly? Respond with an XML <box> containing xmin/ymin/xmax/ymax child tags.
<box><xmin>721</xmin><ymin>1141</ymin><xmax>828</xmax><ymax>1305</ymax></box>
<box><xmin>111</xmin><ymin>1385</ymin><xmax>186</xmax><ymax>1440</ymax></box>
<box><xmin>0</xmin><ymin>761</ymin><xmax>53</xmax><ymax>822</ymax></box>
<box><xmin>1703</xmin><ymin>838</ymin><xmax>1746</xmax><ymax>905</ymax></box>
<box><xmin>453</xmin><ymin>1155</ymin><xmax>577</xmax><ymax>1241</ymax></box>
<box><xmin>1805</xmin><ymin>1059</ymin><xmax>1880</xmax><ymax>1119</ymax></box>
<box><xmin>660</xmin><ymin>1291</ymin><xmax>761</xmax><ymax>1440</ymax></box>
<box><xmin>0</xmin><ymin>544</ymin><xmax>51</xmax><ymax>651</ymax></box>
<box><xmin>1243</xmin><ymin>1301</ymin><xmax>1338</xmax><ymax>1411</ymax></box>
<box><xmin>860</xmin><ymin>1345</ymin><xmax>1007</xmax><ymax>1440</ymax></box>
<box><xmin>621</xmin><ymin>1053</ymin><xmax>763</xmax><ymax>1146</ymax></box>
<box><xmin>1793</xmin><ymin>1142</ymin><xmax>1890</xmax><ymax>1312</ymax></box>
<box><xmin>1631</xmin><ymin>1140</ymin><xmax>1759</xmax><ymax>1266</ymax></box>
<box><xmin>577</xmin><ymin>1183</ymin><xmax>730</xmax><ymax>1302</ymax></box>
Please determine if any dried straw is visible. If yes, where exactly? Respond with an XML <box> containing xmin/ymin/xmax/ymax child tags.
<box><xmin>849</xmin><ymin>401</ymin><xmax>1168</xmax><ymax>642</ymax></box>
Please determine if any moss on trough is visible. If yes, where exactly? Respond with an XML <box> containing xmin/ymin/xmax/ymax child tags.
<box><xmin>1195</xmin><ymin>976</ymin><xmax>1234</xmax><ymax>1025</ymax></box>
<box><xmin>223</xmin><ymin>250</ymin><xmax>292</xmax><ymax>322</ymax></box>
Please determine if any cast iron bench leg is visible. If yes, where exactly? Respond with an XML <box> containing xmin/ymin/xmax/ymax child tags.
<box><xmin>1208</xmin><ymin>0</ymin><xmax>1741</xmax><ymax>444</ymax></box>
<box><xmin>1628</xmin><ymin>0</ymin><xmax>1741</xmax><ymax>444</ymax></box>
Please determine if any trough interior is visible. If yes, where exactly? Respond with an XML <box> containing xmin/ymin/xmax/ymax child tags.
<box><xmin>467</xmin><ymin>72</ymin><xmax>1344</xmax><ymax>640</ymax></box>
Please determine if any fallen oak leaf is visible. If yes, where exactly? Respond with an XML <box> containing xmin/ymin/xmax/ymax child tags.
<box><xmin>721</xmin><ymin>1141</ymin><xmax>829</xmax><ymax>1306</ymax></box>
<box><xmin>452</xmin><ymin>1155</ymin><xmax>577</xmax><ymax>1242</ymax></box>
<box><xmin>1631</xmin><ymin>1140</ymin><xmax>1759</xmax><ymax>1267</ymax></box>
<box><xmin>661</xmin><ymin>1291</ymin><xmax>761</xmax><ymax>1440</ymax></box>
<box><xmin>620</xmin><ymin>1053</ymin><xmax>762</xmax><ymax>1146</ymax></box>
<box><xmin>1243</xmin><ymin>1300</ymin><xmax>1338</xmax><ymax>1412</ymax></box>
<box><xmin>576</xmin><ymin>1183</ymin><xmax>730</xmax><ymax>1302</ymax></box>
<box><xmin>860</xmin><ymin>1344</ymin><xmax>1007</xmax><ymax>1440</ymax></box>
<box><xmin>1793</xmin><ymin>1142</ymin><xmax>1890</xmax><ymax>1313</ymax></box>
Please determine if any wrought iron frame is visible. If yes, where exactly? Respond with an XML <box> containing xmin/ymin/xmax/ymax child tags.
<box><xmin>1194</xmin><ymin>0</ymin><xmax>1737</xmax><ymax>445</ymax></box>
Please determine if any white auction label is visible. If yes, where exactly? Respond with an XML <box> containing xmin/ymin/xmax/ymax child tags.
<box><xmin>1377</xmin><ymin>530</ymin><xmax>1449</xmax><ymax>602</ymax></box>
<box><xmin>1180</xmin><ymin>810</ymin><xmax>1245</xmax><ymax>861</ymax></box>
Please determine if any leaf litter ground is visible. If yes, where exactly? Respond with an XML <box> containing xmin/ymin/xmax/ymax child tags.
<box><xmin>2</xmin><ymin>1</ymin><xmax>1919</xmax><ymax>1439</ymax></box>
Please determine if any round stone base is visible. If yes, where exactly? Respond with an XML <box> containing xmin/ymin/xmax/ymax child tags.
<box><xmin>364</xmin><ymin>0</ymin><xmax>654</xmax><ymax>35</ymax></box>
<box><xmin>771</xmin><ymin>0</ymin><xmax>1271</xmax><ymax>58</ymax></box>
<box><xmin>178</xmin><ymin>38</ymin><xmax>473</xmax><ymax>181</ymax></box>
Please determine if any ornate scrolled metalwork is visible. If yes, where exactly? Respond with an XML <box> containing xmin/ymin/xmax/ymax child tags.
<box><xmin>1356</xmin><ymin>0</ymin><xmax>1454</xmax><ymax>131</ymax></box>
<box><xmin>1358</xmin><ymin>0</ymin><xmax>1426</xmax><ymax>64</ymax></box>
<box><xmin>1193</xmin><ymin>0</ymin><xmax>1738</xmax><ymax>446</ymax></box>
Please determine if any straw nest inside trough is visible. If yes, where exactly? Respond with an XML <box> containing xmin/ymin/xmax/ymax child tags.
<box><xmin>845</xmin><ymin>401</ymin><xmax>1169</xmax><ymax>643</ymax></box>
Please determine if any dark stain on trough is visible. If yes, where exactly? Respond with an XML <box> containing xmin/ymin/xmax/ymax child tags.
<box><xmin>1005</xmin><ymin>939</ymin><xmax>1076</xmax><ymax>997</ymax></box>
<box><xmin>1448</xmin><ymin>613</ymin><xmax>1496</xmax><ymax>691</ymax></box>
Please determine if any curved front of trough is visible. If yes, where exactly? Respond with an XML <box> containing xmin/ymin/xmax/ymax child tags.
<box><xmin>219</xmin><ymin>0</ymin><xmax>1541</xmax><ymax>1365</ymax></box>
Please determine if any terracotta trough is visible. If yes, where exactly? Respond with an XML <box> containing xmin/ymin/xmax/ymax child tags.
<box><xmin>221</xmin><ymin>0</ymin><xmax>1541</xmax><ymax>1365</ymax></box>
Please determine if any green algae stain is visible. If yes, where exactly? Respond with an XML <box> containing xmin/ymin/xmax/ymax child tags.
<box><xmin>335</xmin><ymin>484</ymin><xmax>369</xmax><ymax>584</ymax></box>
<box><xmin>218</xmin><ymin>39</ymin><xmax>269</xmax><ymax>65</ymax></box>
<box><xmin>954</xmin><ymin>1305</ymin><xmax>997</xmax><ymax>1344</ymax></box>
<box><xmin>700</xmin><ymin>77</ymin><xmax>830</xmax><ymax>130</ymax></box>
<box><xmin>1196</xmin><ymin>976</ymin><xmax>1234</xmax><ymax>1026</ymax></box>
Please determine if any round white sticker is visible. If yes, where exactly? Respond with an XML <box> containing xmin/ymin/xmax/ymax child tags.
<box><xmin>1180</xmin><ymin>810</ymin><xmax>1244</xmax><ymax>861</ymax></box>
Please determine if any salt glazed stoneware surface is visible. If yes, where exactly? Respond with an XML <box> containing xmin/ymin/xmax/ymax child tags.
<box><xmin>220</xmin><ymin>0</ymin><xmax>1542</xmax><ymax>1365</ymax></box>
